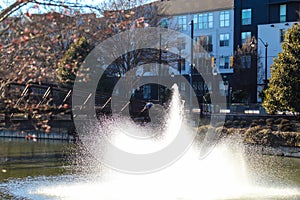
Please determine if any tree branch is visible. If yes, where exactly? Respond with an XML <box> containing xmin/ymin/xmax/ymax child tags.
<box><xmin>34</xmin><ymin>0</ymin><xmax>99</xmax><ymax>10</ymax></box>
<box><xmin>0</xmin><ymin>0</ymin><xmax>31</xmax><ymax>23</ymax></box>
<box><xmin>0</xmin><ymin>0</ymin><xmax>99</xmax><ymax>24</ymax></box>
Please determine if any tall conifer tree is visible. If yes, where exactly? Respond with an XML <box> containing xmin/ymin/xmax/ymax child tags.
<box><xmin>263</xmin><ymin>24</ymin><xmax>300</xmax><ymax>116</ymax></box>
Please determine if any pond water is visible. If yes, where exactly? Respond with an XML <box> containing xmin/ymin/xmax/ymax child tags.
<box><xmin>0</xmin><ymin>137</ymin><xmax>299</xmax><ymax>200</ymax></box>
<box><xmin>0</xmin><ymin>138</ymin><xmax>71</xmax><ymax>182</ymax></box>
<box><xmin>1</xmin><ymin>87</ymin><xmax>300</xmax><ymax>200</ymax></box>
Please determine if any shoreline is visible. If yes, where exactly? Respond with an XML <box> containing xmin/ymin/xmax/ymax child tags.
<box><xmin>0</xmin><ymin>129</ymin><xmax>75</xmax><ymax>142</ymax></box>
<box><xmin>245</xmin><ymin>144</ymin><xmax>300</xmax><ymax>158</ymax></box>
<box><xmin>198</xmin><ymin>116</ymin><xmax>300</xmax><ymax>158</ymax></box>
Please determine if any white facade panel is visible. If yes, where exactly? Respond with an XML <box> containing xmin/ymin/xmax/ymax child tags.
<box><xmin>166</xmin><ymin>9</ymin><xmax>235</xmax><ymax>75</ymax></box>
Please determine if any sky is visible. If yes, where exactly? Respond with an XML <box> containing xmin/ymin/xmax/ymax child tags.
<box><xmin>0</xmin><ymin>0</ymin><xmax>156</xmax><ymax>9</ymax></box>
<box><xmin>0</xmin><ymin>0</ymin><xmax>105</xmax><ymax>10</ymax></box>
<box><xmin>0</xmin><ymin>1</ymin><xmax>6</xmax><ymax>10</ymax></box>
<box><xmin>0</xmin><ymin>0</ymin><xmax>156</xmax><ymax>14</ymax></box>
<box><xmin>0</xmin><ymin>0</ymin><xmax>107</xmax><ymax>16</ymax></box>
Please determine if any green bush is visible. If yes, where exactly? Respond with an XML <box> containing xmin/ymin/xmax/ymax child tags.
<box><xmin>197</xmin><ymin>125</ymin><xmax>212</xmax><ymax>135</ymax></box>
<box><xmin>233</xmin><ymin>120</ymin><xmax>240</xmax><ymax>127</ymax></box>
<box><xmin>244</xmin><ymin>127</ymin><xmax>275</xmax><ymax>146</ymax></box>
<box><xmin>280</xmin><ymin>119</ymin><xmax>290</xmax><ymax>125</ymax></box>
<box><xmin>274</xmin><ymin>118</ymin><xmax>283</xmax><ymax>124</ymax></box>
<box><xmin>224</xmin><ymin>120</ymin><xmax>233</xmax><ymax>127</ymax></box>
<box><xmin>266</xmin><ymin>118</ymin><xmax>274</xmax><ymax>125</ymax></box>
<box><xmin>250</xmin><ymin>122</ymin><xmax>258</xmax><ymax>127</ymax></box>
<box><xmin>239</xmin><ymin>128</ymin><xmax>246</xmax><ymax>135</ymax></box>
<box><xmin>228</xmin><ymin>128</ymin><xmax>246</xmax><ymax>135</ymax></box>
<box><xmin>265</xmin><ymin>125</ymin><xmax>277</xmax><ymax>131</ymax></box>
<box><xmin>245</xmin><ymin>125</ymin><xmax>262</xmax><ymax>136</ymax></box>
<box><xmin>240</xmin><ymin>120</ymin><xmax>248</xmax><ymax>127</ymax></box>
<box><xmin>274</xmin><ymin>131</ymin><xmax>300</xmax><ymax>146</ymax></box>
<box><xmin>278</xmin><ymin>124</ymin><xmax>294</xmax><ymax>132</ymax></box>
<box><xmin>215</xmin><ymin>127</ymin><xmax>228</xmax><ymax>136</ymax></box>
<box><xmin>265</xmin><ymin>125</ymin><xmax>271</xmax><ymax>129</ymax></box>
<box><xmin>258</xmin><ymin>118</ymin><xmax>265</xmax><ymax>125</ymax></box>
<box><xmin>277</xmin><ymin>119</ymin><xmax>293</xmax><ymax>132</ymax></box>
<box><xmin>227</xmin><ymin>128</ymin><xmax>236</xmax><ymax>135</ymax></box>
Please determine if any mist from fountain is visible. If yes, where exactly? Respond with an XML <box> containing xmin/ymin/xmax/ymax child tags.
<box><xmin>2</xmin><ymin>84</ymin><xmax>300</xmax><ymax>200</ymax></box>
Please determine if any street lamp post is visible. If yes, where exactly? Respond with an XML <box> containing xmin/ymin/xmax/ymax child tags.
<box><xmin>178</xmin><ymin>48</ymin><xmax>182</xmax><ymax>75</ymax></box>
<box><xmin>251</xmin><ymin>38</ymin><xmax>269</xmax><ymax>89</ymax></box>
<box><xmin>189</xmin><ymin>20</ymin><xmax>194</xmax><ymax>116</ymax></box>
<box><xmin>158</xmin><ymin>33</ymin><xmax>162</xmax><ymax>103</ymax></box>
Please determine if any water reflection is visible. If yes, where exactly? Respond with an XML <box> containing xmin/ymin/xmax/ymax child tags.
<box><xmin>0</xmin><ymin>138</ymin><xmax>72</xmax><ymax>182</ymax></box>
<box><xmin>0</xmin><ymin>138</ymin><xmax>299</xmax><ymax>200</ymax></box>
<box><xmin>245</xmin><ymin>148</ymin><xmax>300</xmax><ymax>187</ymax></box>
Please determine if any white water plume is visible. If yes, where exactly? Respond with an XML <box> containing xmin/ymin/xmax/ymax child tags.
<box><xmin>8</xmin><ymin>140</ymin><xmax>299</xmax><ymax>200</ymax></box>
<box><xmin>2</xmin><ymin>84</ymin><xmax>300</xmax><ymax>200</ymax></box>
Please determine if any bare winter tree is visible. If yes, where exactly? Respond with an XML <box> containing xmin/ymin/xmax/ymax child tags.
<box><xmin>0</xmin><ymin>0</ymin><xmax>161</xmax><ymax>132</ymax></box>
<box><xmin>231</xmin><ymin>37</ymin><xmax>258</xmax><ymax>103</ymax></box>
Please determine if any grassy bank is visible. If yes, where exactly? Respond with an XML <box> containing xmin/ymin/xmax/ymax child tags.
<box><xmin>197</xmin><ymin>117</ymin><xmax>300</xmax><ymax>148</ymax></box>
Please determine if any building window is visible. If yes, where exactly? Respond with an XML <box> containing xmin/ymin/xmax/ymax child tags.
<box><xmin>208</xmin><ymin>13</ymin><xmax>214</xmax><ymax>28</ymax></box>
<box><xmin>194</xmin><ymin>13</ymin><xmax>213</xmax><ymax>29</ymax></box>
<box><xmin>220</xmin><ymin>33</ymin><xmax>229</xmax><ymax>46</ymax></box>
<box><xmin>241</xmin><ymin>32</ymin><xmax>251</xmax><ymax>44</ymax></box>
<box><xmin>177</xmin><ymin>16</ymin><xmax>187</xmax><ymax>31</ymax></box>
<box><xmin>280</xmin><ymin>4</ymin><xmax>286</xmax><ymax>22</ymax></box>
<box><xmin>199</xmin><ymin>13</ymin><xmax>209</xmax><ymax>29</ymax></box>
<box><xmin>220</xmin><ymin>11</ymin><xmax>230</xmax><ymax>27</ymax></box>
<box><xmin>219</xmin><ymin>56</ymin><xmax>230</xmax><ymax>69</ymax></box>
<box><xmin>242</xmin><ymin>9</ymin><xmax>252</xmax><ymax>25</ymax></box>
<box><xmin>193</xmin><ymin>14</ymin><xmax>199</xmax><ymax>30</ymax></box>
<box><xmin>241</xmin><ymin>55</ymin><xmax>251</xmax><ymax>69</ymax></box>
<box><xmin>196</xmin><ymin>35</ymin><xmax>213</xmax><ymax>52</ymax></box>
<box><xmin>280</xmin><ymin>29</ymin><xmax>286</xmax><ymax>42</ymax></box>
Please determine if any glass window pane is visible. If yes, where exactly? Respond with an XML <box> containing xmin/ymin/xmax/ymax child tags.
<box><xmin>225</xmin><ymin>14</ymin><xmax>230</xmax><ymax>20</ymax></box>
<box><xmin>280</xmin><ymin>4</ymin><xmax>286</xmax><ymax>22</ymax></box>
<box><xmin>280</xmin><ymin>4</ymin><xmax>286</xmax><ymax>15</ymax></box>
<box><xmin>220</xmin><ymin>14</ymin><xmax>224</xmax><ymax>21</ymax></box>
<box><xmin>220</xmin><ymin>33</ymin><xmax>229</xmax><ymax>46</ymax></box>
<box><xmin>241</xmin><ymin>32</ymin><xmax>251</xmax><ymax>44</ymax></box>
<box><xmin>225</xmin><ymin>56</ymin><xmax>229</xmax><ymax>68</ymax></box>
<box><xmin>220</xmin><ymin>11</ymin><xmax>230</xmax><ymax>27</ymax></box>
<box><xmin>178</xmin><ymin>16</ymin><xmax>187</xmax><ymax>31</ymax></box>
<box><xmin>280</xmin><ymin>29</ymin><xmax>286</xmax><ymax>42</ymax></box>
<box><xmin>242</xmin><ymin>9</ymin><xmax>251</xmax><ymax>25</ymax></box>
<box><xmin>220</xmin><ymin>57</ymin><xmax>225</xmax><ymax>66</ymax></box>
<box><xmin>193</xmin><ymin>15</ymin><xmax>198</xmax><ymax>23</ymax></box>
